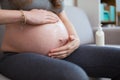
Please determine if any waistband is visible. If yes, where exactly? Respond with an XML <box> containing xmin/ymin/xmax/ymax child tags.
<box><xmin>0</xmin><ymin>51</ymin><xmax>19</xmax><ymax>60</ymax></box>
<box><xmin>2</xmin><ymin>51</ymin><xmax>19</xmax><ymax>54</ymax></box>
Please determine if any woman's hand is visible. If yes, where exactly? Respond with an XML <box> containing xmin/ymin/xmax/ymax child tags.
<box><xmin>24</xmin><ymin>9</ymin><xmax>59</xmax><ymax>25</ymax></box>
<box><xmin>48</xmin><ymin>35</ymin><xmax>80</xmax><ymax>59</ymax></box>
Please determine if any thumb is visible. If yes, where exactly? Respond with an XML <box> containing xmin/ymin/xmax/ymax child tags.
<box><xmin>69</xmin><ymin>35</ymin><xmax>75</xmax><ymax>41</ymax></box>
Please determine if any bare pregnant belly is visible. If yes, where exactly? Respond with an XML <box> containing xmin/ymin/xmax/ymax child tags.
<box><xmin>1</xmin><ymin>20</ymin><xmax>69</xmax><ymax>55</ymax></box>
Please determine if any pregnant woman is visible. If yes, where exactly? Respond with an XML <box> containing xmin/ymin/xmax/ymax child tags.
<box><xmin>0</xmin><ymin>0</ymin><xmax>89</xmax><ymax>80</ymax></box>
<box><xmin>1</xmin><ymin>0</ymin><xmax>120</xmax><ymax>80</ymax></box>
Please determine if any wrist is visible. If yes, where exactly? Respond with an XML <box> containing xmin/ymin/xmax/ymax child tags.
<box><xmin>22</xmin><ymin>11</ymin><xmax>33</xmax><ymax>25</ymax></box>
<box><xmin>20</xmin><ymin>10</ymin><xmax>27</xmax><ymax>24</ymax></box>
<box><xmin>69</xmin><ymin>34</ymin><xmax>80</xmax><ymax>41</ymax></box>
<box><xmin>69</xmin><ymin>34</ymin><xmax>79</xmax><ymax>38</ymax></box>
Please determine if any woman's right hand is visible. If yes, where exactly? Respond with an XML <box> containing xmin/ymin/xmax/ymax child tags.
<box><xmin>24</xmin><ymin>9</ymin><xmax>59</xmax><ymax>25</ymax></box>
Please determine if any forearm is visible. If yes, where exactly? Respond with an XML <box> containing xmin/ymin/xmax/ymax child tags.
<box><xmin>58</xmin><ymin>11</ymin><xmax>78</xmax><ymax>37</ymax></box>
<box><xmin>63</xmin><ymin>20</ymin><xmax>78</xmax><ymax>37</ymax></box>
<box><xmin>0</xmin><ymin>9</ymin><xmax>23</xmax><ymax>24</ymax></box>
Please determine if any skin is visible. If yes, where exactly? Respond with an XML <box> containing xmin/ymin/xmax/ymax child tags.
<box><xmin>0</xmin><ymin>9</ymin><xmax>80</xmax><ymax>59</ymax></box>
<box><xmin>48</xmin><ymin>11</ymin><xmax>80</xmax><ymax>59</ymax></box>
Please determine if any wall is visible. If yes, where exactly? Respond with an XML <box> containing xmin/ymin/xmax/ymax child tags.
<box><xmin>64</xmin><ymin>0</ymin><xmax>74</xmax><ymax>6</ymax></box>
<box><xmin>77</xmin><ymin>0</ymin><xmax>99</xmax><ymax>28</ymax></box>
<box><xmin>116</xmin><ymin>0</ymin><xmax>120</xmax><ymax>12</ymax></box>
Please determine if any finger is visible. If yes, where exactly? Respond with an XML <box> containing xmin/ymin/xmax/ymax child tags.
<box><xmin>50</xmin><ymin>43</ymin><xmax>79</xmax><ymax>59</ymax></box>
<box><xmin>45</xmin><ymin>15</ymin><xmax>59</xmax><ymax>22</ymax></box>
<box><xmin>42</xmin><ymin>16</ymin><xmax>59</xmax><ymax>24</ymax></box>
<box><xmin>69</xmin><ymin>35</ymin><xmax>75</xmax><ymax>41</ymax></box>
<box><xmin>51</xmin><ymin>40</ymin><xmax>78</xmax><ymax>53</ymax></box>
<box><xmin>49</xmin><ymin>50</ymin><xmax>69</xmax><ymax>56</ymax></box>
<box><xmin>45</xmin><ymin>17</ymin><xmax>58</xmax><ymax>22</ymax></box>
<box><xmin>51</xmin><ymin>54</ymin><xmax>68</xmax><ymax>59</ymax></box>
<box><xmin>52</xmin><ymin>50</ymin><xmax>74</xmax><ymax>59</ymax></box>
<box><xmin>44</xmin><ymin>19</ymin><xmax>58</xmax><ymax>23</ymax></box>
<box><xmin>47</xmin><ymin>11</ymin><xmax>59</xmax><ymax>18</ymax></box>
<box><xmin>46</xmin><ymin>14</ymin><xmax>59</xmax><ymax>19</ymax></box>
<box><xmin>50</xmin><ymin>44</ymin><xmax>72</xmax><ymax>53</ymax></box>
<box><xmin>73</xmin><ymin>40</ymin><xmax>80</xmax><ymax>49</ymax></box>
<box><xmin>50</xmin><ymin>37</ymin><xmax>80</xmax><ymax>53</ymax></box>
<box><xmin>67</xmin><ymin>39</ymin><xmax>80</xmax><ymax>49</ymax></box>
<box><xmin>51</xmin><ymin>47</ymin><xmax>77</xmax><ymax>59</ymax></box>
<box><xmin>71</xmin><ymin>40</ymin><xmax>79</xmax><ymax>48</ymax></box>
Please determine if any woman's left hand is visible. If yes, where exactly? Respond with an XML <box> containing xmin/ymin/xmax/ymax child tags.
<box><xmin>48</xmin><ymin>35</ymin><xmax>80</xmax><ymax>59</ymax></box>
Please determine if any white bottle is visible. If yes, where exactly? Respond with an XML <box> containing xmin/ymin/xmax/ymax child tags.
<box><xmin>95</xmin><ymin>25</ymin><xmax>105</xmax><ymax>46</ymax></box>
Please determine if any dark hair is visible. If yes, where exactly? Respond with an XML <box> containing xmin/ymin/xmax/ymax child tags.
<box><xmin>10</xmin><ymin>0</ymin><xmax>32</xmax><ymax>9</ymax></box>
<box><xmin>10</xmin><ymin>0</ymin><xmax>63</xmax><ymax>9</ymax></box>
<box><xmin>49</xmin><ymin>0</ymin><xmax>63</xmax><ymax>9</ymax></box>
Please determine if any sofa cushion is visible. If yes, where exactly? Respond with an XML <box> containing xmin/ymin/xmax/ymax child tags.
<box><xmin>88</xmin><ymin>44</ymin><xmax>120</xmax><ymax>48</ymax></box>
<box><xmin>64</xmin><ymin>6</ymin><xmax>94</xmax><ymax>45</ymax></box>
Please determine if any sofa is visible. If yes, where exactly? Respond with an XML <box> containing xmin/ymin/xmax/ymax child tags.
<box><xmin>0</xmin><ymin>6</ymin><xmax>120</xmax><ymax>80</ymax></box>
<box><xmin>64</xmin><ymin>6</ymin><xmax>120</xmax><ymax>46</ymax></box>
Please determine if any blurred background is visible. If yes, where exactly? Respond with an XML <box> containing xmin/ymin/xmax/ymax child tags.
<box><xmin>64</xmin><ymin>0</ymin><xmax>120</xmax><ymax>28</ymax></box>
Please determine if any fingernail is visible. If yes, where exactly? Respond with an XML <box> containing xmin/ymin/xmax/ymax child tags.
<box><xmin>48</xmin><ymin>54</ymin><xmax>51</xmax><ymax>56</ymax></box>
<box><xmin>70</xmin><ymin>36</ymin><xmax>75</xmax><ymax>41</ymax></box>
<box><xmin>50</xmin><ymin>50</ymin><xmax>53</xmax><ymax>53</ymax></box>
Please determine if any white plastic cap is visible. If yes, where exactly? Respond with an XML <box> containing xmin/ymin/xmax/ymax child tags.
<box><xmin>98</xmin><ymin>24</ymin><xmax>102</xmax><ymax>30</ymax></box>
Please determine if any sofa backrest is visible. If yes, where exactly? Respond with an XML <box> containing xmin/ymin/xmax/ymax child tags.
<box><xmin>64</xmin><ymin>6</ymin><xmax>94</xmax><ymax>45</ymax></box>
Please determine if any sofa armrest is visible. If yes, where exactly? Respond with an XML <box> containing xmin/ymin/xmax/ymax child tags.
<box><xmin>93</xmin><ymin>27</ymin><xmax>120</xmax><ymax>45</ymax></box>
